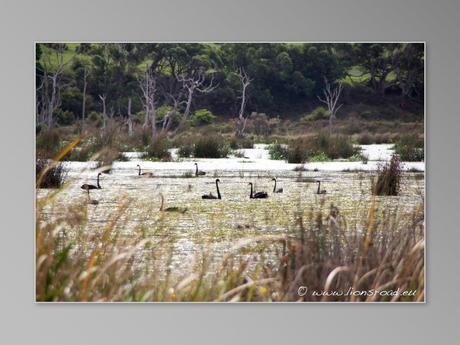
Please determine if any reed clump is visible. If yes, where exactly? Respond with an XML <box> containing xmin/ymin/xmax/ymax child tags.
<box><xmin>36</xmin><ymin>159</ymin><xmax>66</xmax><ymax>188</ymax></box>
<box><xmin>374</xmin><ymin>154</ymin><xmax>402</xmax><ymax>196</ymax></box>
<box><xmin>281</xmin><ymin>202</ymin><xmax>424</xmax><ymax>301</ymax></box>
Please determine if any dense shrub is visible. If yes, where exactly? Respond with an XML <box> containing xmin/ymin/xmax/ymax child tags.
<box><xmin>178</xmin><ymin>145</ymin><xmax>193</xmax><ymax>158</ymax></box>
<box><xmin>301</xmin><ymin>106</ymin><xmax>329</xmax><ymax>121</ymax></box>
<box><xmin>374</xmin><ymin>133</ymin><xmax>390</xmax><ymax>144</ymax></box>
<box><xmin>268</xmin><ymin>134</ymin><xmax>356</xmax><ymax>163</ymax></box>
<box><xmin>98</xmin><ymin>146</ymin><xmax>124</xmax><ymax>166</ymax></box>
<box><xmin>193</xmin><ymin>134</ymin><xmax>229</xmax><ymax>158</ymax></box>
<box><xmin>348</xmin><ymin>153</ymin><xmax>364</xmax><ymax>162</ymax></box>
<box><xmin>229</xmin><ymin>135</ymin><xmax>254</xmax><ymax>149</ymax></box>
<box><xmin>65</xmin><ymin>124</ymin><xmax>122</xmax><ymax>161</ymax></box>
<box><xmin>87</xmin><ymin>111</ymin><xmax>104</xmax><ymax>127</ymax></box>
<box><xmin>191</xmin><ymin>109</ymin><xmax>215</xmax><ymax>126</ymax></box>
<box><xmin>144</xmin><ymin>135</ymin><xmax>171</xmax><ymax>161</ymax></box>
<box><xmin>173</xmin><ymin>134</ymin><xmax>193</xmax><ymax>158</ymax></box>
<box><xmin>36</xmin><ymin>159</ymin><xmax>66</xmax><ymax>188</ymax></box>
<box><xmin>287</xmin><ymin>140</ymin><xmax>309</xmax><ymax>163</ymax></box>
<box><xmin>268</xmin><ymin>141</ymin><xmax>288</xmax><ymax>160</ymax></box>
<box><xmin>248</xmin><ymin>112</ymin><xmax>271</xmax><ymax>136</ymax></box>
<box><xmin>314</xmin><ymin>133</ymin><xmax>357</xmax><ymax>159</ymax></box>
<box><xmin>358</xmin><ymin>131</ymin><xmax>374</xmax><ymax>145</ymax></box>
<box><xmin>394</xmin><ymin>134</ymin><xmax>424</xmax><ymax>161</ymax></box>
<box><xmin>309</xmin><ymin>152</ymin><xmax>329</xmax><ymax>162</ymax></box>
<box><xmin>56</xmin><ymin>109</ymin><xmax>75</xmax><ymax>126</ymax></box>
<box><xmin>36</xmin><ymin>130</ymin><xmax>62</xmax><ymax>159</ymax></box>
<box><xmin>374</xmin><ymin>155</ymin><xmax>402</xmax><ymax>196</ymax></box>
<box><xmin>356</xmin><ymin>132</ymin><xmax>391</xmax><ymax>145</ymax></box>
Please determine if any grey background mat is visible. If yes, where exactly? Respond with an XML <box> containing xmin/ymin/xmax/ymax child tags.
<box><xmin>0</xmin><ymin>0</ymin><xmax>458</xmax><ymax>344</ymax></box>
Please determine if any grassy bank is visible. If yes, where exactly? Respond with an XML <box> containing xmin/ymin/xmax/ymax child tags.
<box><xmin>36</xmin><ymin>116</ymin><xmax>424</xmax><ymax>162</ymax></box>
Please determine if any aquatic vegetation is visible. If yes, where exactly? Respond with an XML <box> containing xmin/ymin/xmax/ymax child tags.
<box><xmin>36</xmin><ymin>159</ymin><xmax>66</xmax><ymax>188</ymax></box>
<box><xmin>394</xmin><ymin>134</ymin><xmax>424</xmax><ymax>161</ymax></box>
<box><xmin>374</xmin><ymin>155</ymin><xmax>402</xmax><ymax>196</ymax></box>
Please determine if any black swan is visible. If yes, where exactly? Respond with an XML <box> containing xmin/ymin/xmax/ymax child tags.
<box><xmin>271</xmin><ymin>178</ymin><xmax>283</xmax><ymax>193</ymax></box>
<box><xmin>84</xmin><ymin>188</ymin><xmax>99</xmax><ymax>205</ymax></box>
<box><xmin>202</xmin><ymin>179</ymin><xmax>221</xmax><ymax>199</ymax></box>
<box><xmin>195</xmin><ymin>163</ymin><xmax>206</xmax><ymax>176</ymax></box>
<box><xmin>316</xmin><ymin>181</ymin><xmax>327</xmax><ymax>194</ymax></box>
<box><xmin>159</xmin><ymin>193</ymin><xmax>187</xmax><ymax>213</ymax></box>
<box><xmin>249</xmin><ymin>182</ymin><xmax>268</xmax><ymax>199</ymax></box>
<box><xmin>81</xmin><ymin>173</ymin><xmax>102</xmax><ymax>191</ymax></box>
<box><xmin>137</xmin><ymin>164</ymin><xmax>153</xmax><ymax>177</ymax></box>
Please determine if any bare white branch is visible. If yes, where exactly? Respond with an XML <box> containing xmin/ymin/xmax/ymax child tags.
<box><xmin>317</xmin><ymin>77</ymin><xmax>343</xmax><ymax>134</ymax></box>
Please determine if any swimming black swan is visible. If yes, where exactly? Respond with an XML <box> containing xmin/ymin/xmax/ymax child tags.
<box><xmin>87</xmin><ymin>193</ymin><xmax>99</xmax><ymax>205</ymax></box>
<box><xmin>195</xmin><ymin>163</ymin><xmax>206</xmax><ymax>176</ymax></box>
<box><xmin>249</xmin><ymin>182</ymin><xmax>268</xmax><ymax>199</ymax></box>
<box><xmin>81</xmin><ymin>173</ymin><xmax>102</xmax><ymax>191</ymax></box>
<box><xmin>159</xmin><ymin>193</ymin><xmax>187</xmax><ymax>213</ymax></box>
<box><xmin>271</xmin><ymin>178</ymin><xmax>283</xmax><ymax>193</ymax></box>
<box><xmin>202</xmin><ymin>179</ymin><xmax>221</xmax><ymax>199</ymax></box>
<box><xmin>137</xmin><ymin>164</ymin><xmax>153</xmax><ymax>177</ymax></box>
<box><xmin>83</xmin><ymin>188</ymin><xmax>99</xmax><ymax>205</ymax></box>
<box><xmin>316</xmin><ymin>181</ymin><xmax>327</xmax><ymax>194</ymax></box>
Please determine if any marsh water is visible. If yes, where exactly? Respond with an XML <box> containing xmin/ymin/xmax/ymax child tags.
<box><xmin>37</xmin><ymin>145</ymin><xmax>425</xmax><ymax>276</ymax></box>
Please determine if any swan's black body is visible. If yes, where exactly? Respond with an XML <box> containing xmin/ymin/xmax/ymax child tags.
<box><xmin>202</xmin><ymin>179</ymin><xmax>221</xmax><ymax>199</ymax></box>
<box><xmin>316</xmin><ymin>181</ymin><xmax>327</xmax><ymax>194</ymax></box>
<box><xmin>249</xmin><ymin>182</ymin><xmax>268</xmax><ymax>199</ymax></box>
<box><xmin>137</xmin><ymin>164</ymin><xmax>153</xmax><ymax>177</ymax></box>
<box><xmin>81</xmin><ymin>173</ymin><xmax>102</xmax><ymax>191</ymax></box>
<box><xmin>271</xmin><ymin>178</ymin><xmax>283</xmax><ymax>193</ymax></box>
<box><xmin>195</xmin><ymin>163</ymin><xmax>206</xmax><ymax>176</ymax></box>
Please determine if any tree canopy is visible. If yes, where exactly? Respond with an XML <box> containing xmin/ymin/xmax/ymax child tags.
<box><xmin>36</xmin><ymin>42</ymin><xmax>424</xmax><ymax>131</ymax></box>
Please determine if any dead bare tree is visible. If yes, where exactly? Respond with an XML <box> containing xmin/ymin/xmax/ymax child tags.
<box><xmin>176</xmin><ymin>72</ymin><xmax>217</xmax><ymax>120</ymax></box>
<box><xmin>162</xmin><ymin>93</ymin><xmax>182</xmax><ymax>133</ymax></box>
<box><xmin>36</xmin><ymin>73</ymin><xmax>46</xmax><ymax>128</ymax></box>
<box><xmin>317</xmin><ymin>77</ymin><xmax>343</xmax><ymax>135</ymax></box>
<box><xmin>38</xmin><ymin>44</ymin><xmax>70</xmax><ymax>130</ymax></box>
<box><xmin>138</xmin><ymin>67</ymin><xmax>158</xmax><ymax>138</ymax></box>
<box><xmin>81</xmin><ymin>66</ymin><xmax>88</xmax><ymax>130</ymax></box>
<box><xmin>235</xmin><ymin>67</ymin><xmax>252</xmax><ymax>137</ymax></box>
<box><xmin>99</xmin><ymin>94</ymin><xmax>107</xmax><ymax>129</ymax></box>
<box><xmin>127</xmin><ymin>97</ymin><xmax>133</xmax><ymax>136</ymax></box>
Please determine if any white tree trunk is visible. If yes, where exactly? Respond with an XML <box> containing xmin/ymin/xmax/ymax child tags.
<box><xmin>235</xmin><ymin>67</ymin><xmax>252</xmax><ymax>137</ymax></box>
<box><xmin>99</xmin><ymin>94</ymin><xmax>107</xmax><ymax>129</ymax></box>
<box><xmin>183</xmin><ymin>88</ymin><xmax>194</xmax><ymax>119</ymax></box>
<box><xmin>127</xmin><ymin>97</ymin><xmax>133</xmax><ymax>136</ymax></box>
<box><xmin>47</xmin><ymin>74</ymin><xmax>59</xmax><ymax>130</ymax></box>
<box><xmin>81</xmin><ymin>67</ymin><xmax>87</xmax><ymax>130</ymax></box>
<box><xmin>151</xmin><ymin>102</ymin><xmax>157</xmax><ymax>138</ymax></box>
<box><xmin>318</xmin><ymin>78</ymin><xmax>343</xmax><ymax>135</ymax></box>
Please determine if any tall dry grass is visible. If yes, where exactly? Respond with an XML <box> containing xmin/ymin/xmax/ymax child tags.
<box><xmin>36</xmin><ymin>187</ymin><xmax>424</xmax><ymax>302</ymax></box>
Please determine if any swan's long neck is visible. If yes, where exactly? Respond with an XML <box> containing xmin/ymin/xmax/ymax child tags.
<box><xmin>249</xmin><ymin>183</ymin><xmax>253</xmax><ymax>198</ymax></box>
<box><xmin>216</xmin><ymin>180</ymin><xmax>221</xmax><ymax>199</ymax></box>
<box><xmin>97</xmin><ymin>174</ymin><xmax>101</xmax><ymax>188</ymax></box>
<box><xmin>195</xmin><ymin>164</ymin><xmax>198</xmax><ymax>175</ymax></box>
<box><xmin>159</xmin><ymin>195</ymin><xmax>164</xmax><ymax>211</ymax></box>
<box><xmin>273</xmin><ymin>179</ymin><xmax>276</xmax><ymax>192</ymax></box>
<box><xmin>138</xmin><ymin>166</ymin><xmax>141</xmax><ymax>175</ymax></box>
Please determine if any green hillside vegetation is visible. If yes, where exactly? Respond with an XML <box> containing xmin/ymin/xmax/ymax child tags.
<box><xmin>36</xmin><ymin>42</ymin><xmax>424</xmax><ymax>160</ymax></box>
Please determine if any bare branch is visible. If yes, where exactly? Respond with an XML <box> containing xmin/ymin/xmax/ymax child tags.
<box><xmin>317</xmin><ymin>77</ymin><xmax>343</xmax><ymax>135</ymax></box>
